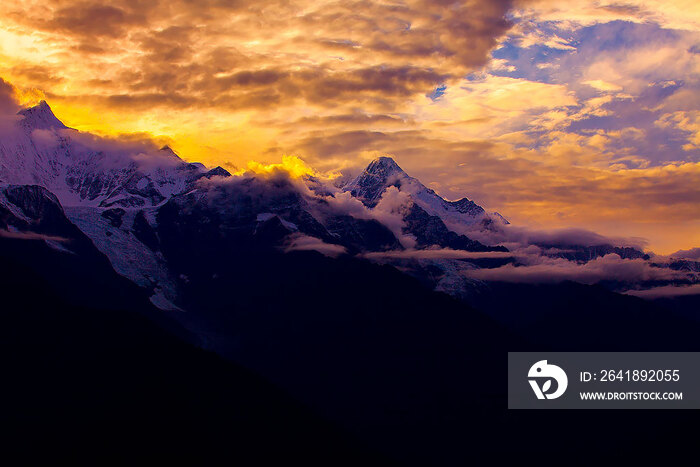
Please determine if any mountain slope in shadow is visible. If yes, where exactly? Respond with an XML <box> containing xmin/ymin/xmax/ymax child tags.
<box><xmin>0</xmin><ymin>235</ymin><xmax>383</xmax><ymax>465</ymax></box>
<box><xmin>3</xmin><ymin>182</ymin><xmax>700</xmax><ymax>465</ymax></box>
<box><xmin>153</xmin><ymin>196</ymin><xmax>700</xmax><ymax>465</ymax></box>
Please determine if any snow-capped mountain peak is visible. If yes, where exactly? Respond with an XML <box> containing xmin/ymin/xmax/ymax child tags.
<box><xmin>18</xmin><ymin>100</ymin><xmax>67</xmax><ymax>132</ymax></box>
<box><xmin>365</xmin><ymin>156</ymin><xmax>405</xmax><ymax>177</ymax></box>
<box><xmin>1</xmin><ymin>101</ymin><xmax>212</xmax><ymax>208</ymax></box>
<box><xmin>344</xmin><ymin>156</ymin><xmax>408</xmax><ymax>207</ymax></box>
<box><xmin>159</xmin><ymin>145</ymin><xmax>182</xmax><ymax>160</ymax></box>
<box><xmin>345</xmin><ymin>156</ymin><xmax>492</xmax><ymax>234</ymax></box>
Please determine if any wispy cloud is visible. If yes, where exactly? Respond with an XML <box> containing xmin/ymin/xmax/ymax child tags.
<box><xmin>0</xmin><ymin>229</ymin><xmax>69</xmax><ymax>243</ymax></box>
<box><xmin>462</xmin><ymin>253</ymin><xmax>682</xmax><ymax>284</ymax></box>
<box><xmin>670</xmin><ymin>247</ymin><xmax>700</xmax><ymax>261</ymax></box>
<box><xmin>285</xmin><ymin>233</ymin><xmax>347</xmax><ymax>257</ymax></box>
<box><xmin>625</xmin><ymin>284</ymin><xmax>700</xmax><ymax>299</ymax></box>
<box><xmin>363</xmin><ymin>248</ymin><xmax>514</xmax><ymax>260</ymax></box>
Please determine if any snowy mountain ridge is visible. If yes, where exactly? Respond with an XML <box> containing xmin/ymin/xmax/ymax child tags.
<box><xmin>0</xmin><ymin>101</ymin><xmax>219</xmax><ymax>208</ymax></box>
<box><xmin>344</xmin><ymin>156</ymin><xmax>508</xmax><ymax>235</ymax></box>
<box><xmin>2</xmin><ymin>101</ymin><xmax>679</xmax><ymax>311</ymax></box>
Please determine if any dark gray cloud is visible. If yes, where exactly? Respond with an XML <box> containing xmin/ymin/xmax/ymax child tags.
<box><xmin>0</xmin><ymin>77</ymin><xmax>19</xmax><ymax>114</ymax></box>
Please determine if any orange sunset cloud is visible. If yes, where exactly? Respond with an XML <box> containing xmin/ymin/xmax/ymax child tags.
<box><xmin>0</xmin><ymin>0</ymin><xmax>698</xmax><ymax>253</ymax></box>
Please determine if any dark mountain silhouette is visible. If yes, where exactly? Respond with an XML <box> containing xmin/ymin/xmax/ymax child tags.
<box><xmin>0</xmin><ymin>208</ymin><xmax>384</xmax><ymax>465</ymax></box>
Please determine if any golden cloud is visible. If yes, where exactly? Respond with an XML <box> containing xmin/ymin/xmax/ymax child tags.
<box><xmin>0</xmin><ymin>0</ymin><xmax>698</xmax><ymax>253</ymax></box>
